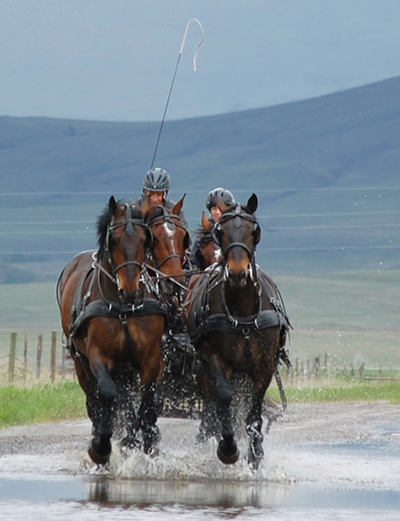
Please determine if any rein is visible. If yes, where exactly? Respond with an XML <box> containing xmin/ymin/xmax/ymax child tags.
<box><xmin>143</xmin><ymin>263</ymin><xmax>188</xmax><ymax>291</ymax></box>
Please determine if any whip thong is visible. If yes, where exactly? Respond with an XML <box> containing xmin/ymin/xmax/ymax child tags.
<box><xmin>150</xmin><ymin>19</ymin><xmax>205</xmax><ymax>169</ymax></box>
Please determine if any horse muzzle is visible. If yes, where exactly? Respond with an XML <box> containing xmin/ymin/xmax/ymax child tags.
<box><xmin>118</xmin><ymin>288</ymin><xmax>140</xmax><ymax>305</ymax></box>
<box><xmin>227</xmin><ymin>268</ymin><xmax>249</xmax><ymax>288</ymax></box>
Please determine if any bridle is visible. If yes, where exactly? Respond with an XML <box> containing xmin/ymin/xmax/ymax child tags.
<box><xmin>146</xmin><ymin>210</ymin><xmax>190</xmax><ymax>271</ymax></box>
<box><xmin>103</xmin><ymin>203</ymin><xmax>148</xmax><ymax>285</ymax></box>
<box><xmin>212</xmin><ymin>204</ymin><xmax>261</xmax><ymax>262</ymax></box>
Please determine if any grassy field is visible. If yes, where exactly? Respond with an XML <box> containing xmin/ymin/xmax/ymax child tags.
<box><xmin>1</xmin><ymin>270</ymin><xmax>399</xmax><ymax>379</ymax></box>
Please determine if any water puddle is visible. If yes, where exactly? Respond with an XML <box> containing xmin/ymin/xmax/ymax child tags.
<box><xmin>0</xmin><ymin>475</ymin><xmax>399</xmax><ymax>511</ymax></box>
<box><xmin>0</xmin><ymin>404</ymin><xmax>399</xmax><ymax>520</ymax></box>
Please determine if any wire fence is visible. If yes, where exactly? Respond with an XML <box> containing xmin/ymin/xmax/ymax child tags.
<box><xmin>0</xmin><ymin>331</ymin><xmax>396</xmax><ymax>389</ymax></box>
<box><xmin>0</xmin><ymin>331</ymin><xmax>75</xmax><ymax>387</ymax></box>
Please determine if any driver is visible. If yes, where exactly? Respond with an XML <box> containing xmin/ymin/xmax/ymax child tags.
<box><xmin>133</xmin><ymin>167</ymin><xmax>187</xmax><ymax>227</ymax></box>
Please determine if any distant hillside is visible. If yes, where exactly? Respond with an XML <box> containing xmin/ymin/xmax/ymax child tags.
<box><xmin>1</xmin><ymin>76</ymin><xmax>399</xmax><ymax>279</ymax></box>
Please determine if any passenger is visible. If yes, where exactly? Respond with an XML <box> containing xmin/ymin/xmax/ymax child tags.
<box><xmin>189</xmin><ymin>187</ymin><xmax>235</xmax><ymax>269</ymax></box>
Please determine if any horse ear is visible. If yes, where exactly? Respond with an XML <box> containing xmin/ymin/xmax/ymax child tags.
<box><xmin>247</xmin><ymin>193</ymin><xmax>258</xmax><ymax>213</ymax></box>
<box><xmin>216</xmin><ymin>198</ymin><xmax>229</xmax><ymax>213</ymax></box>
<box><xmin>109</xmin><ymin>196</ymin><xmax>117</xmax><ymax>215</ymax></box>
<box><xmin>201</xmin><ymin>211</ymin><xmax>212</xmax><ymax>231</ymax></box>
<box><xmin>171</xmin><ymin>194</ymin><xmax>186</xmax><ymax>216</ymax></box>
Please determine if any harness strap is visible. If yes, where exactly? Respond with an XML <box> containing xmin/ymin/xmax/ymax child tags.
<box><xmin>70</xmin><ymin>297</ymin><xmax>168</xmax><ymax>339</ymax></box>
<box><xmin>70</xmin><ymin>266</ymin><xmax>95</xmax><ymax>326</ymax></box>
<box><xmin>191</xmin><ymin>309</ymin><xmax>286</xmax><ymax>345</ymax></box>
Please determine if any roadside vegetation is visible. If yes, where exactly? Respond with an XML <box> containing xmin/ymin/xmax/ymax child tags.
<box><xmin>0</xmin><ymin>381</ymin><xmax>86</xmax><ymax>429</ymax></box>
<box><xmin>268</xmin><ymin>374</ymin><xmax>400</xmax><ymax>404</ymax></box>
<box><xmin>0</xmin><ymin>374</ymin><xmax>398</xmax><ymax>430</ymax></box>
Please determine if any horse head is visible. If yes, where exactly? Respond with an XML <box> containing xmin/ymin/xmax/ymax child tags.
<box><xmin>97</xmin><ymin>196</ymin><xmax>150</xmax><ymax>304</ymax></box>
<box><xmin>196</xmin><ymin>212</ymin><xmax>222</xmax><ymax>269</ymax></box>
<box><xmin>212</xmin><ymin>193</ymin><xmax>261</xmax><ymax>287</ymax></box>
<box><xmin>142</xmin><ymin>195</ymin><xmax>190</xmax><ymax>296</ymax></box>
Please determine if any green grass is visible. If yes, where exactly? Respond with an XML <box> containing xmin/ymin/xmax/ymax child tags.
<box><xmin>0</xmin><ymin>381</ymin><xmax>86</xmax><ymax>429</ymax></box>
<box><xmin>268</xmin><ymin>377</ymin><xmax>400</xmax><ymax>404</ymax></box>
<box><xmin>0</xmin><ymin>376</ymin><xmax>399</xmax><ymax>430</ymax></box>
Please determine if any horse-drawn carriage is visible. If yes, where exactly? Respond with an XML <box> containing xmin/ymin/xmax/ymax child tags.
<box><xmin>57</xmin><ymin>193</ymin><xmax>291</xmax><ymax>469</ymax></box>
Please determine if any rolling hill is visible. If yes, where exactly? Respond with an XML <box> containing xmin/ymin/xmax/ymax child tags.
<box><xmin>0</xmin><ymin>76</ymin><xmax>399</xmax><ymax>281</ymax></box>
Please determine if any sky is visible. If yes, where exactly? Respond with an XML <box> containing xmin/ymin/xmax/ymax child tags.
<box><xmin>1</xmin><ymin>0</ymin><xmax>400</xmax><ymax>122</ymax></box>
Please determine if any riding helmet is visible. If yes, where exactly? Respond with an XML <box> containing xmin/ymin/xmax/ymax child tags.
<box><xmin>206</xmin><ymin>187</ymin><xmax>235</xmax><ymax>210</ymax></box>
<box><xmin>143</xmin><ymin>167</ymin><xmax>171</xmax><ymax>193</ymax></box>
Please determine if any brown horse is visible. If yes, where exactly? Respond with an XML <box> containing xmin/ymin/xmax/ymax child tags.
<box><xmin>142</xmin><ymin>197</ymin><xmax>190</xmax><ymax>311</ymax></box>
<box><xmin>186</xmin><ymin>194</ymin><xmax>291</xmax><ymax>469</ymax></box>
<box><xmin>193</xmin><ymin>212</ymin><xmax>222</xmax><ymax>270</ymax></box>
<box><xmin>57</xmin><ymin>196</ymin><xmax>188</xmax><ymax>464</ymax></box>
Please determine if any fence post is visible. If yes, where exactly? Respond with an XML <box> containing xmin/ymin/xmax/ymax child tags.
<box><xmin>50</xmin><ymin>330</ymin><xmax>57</xmax><ymax>383</ymax></box>
<box><xmin>314</xmin><ymin>356</ymin><xmax>320</xmax><ymax>379</ymax></box>
<box><xmin>8</xmin><ymin>332</ymin><xmax>17</xmax><ymax>384</ymax></box>
<box><xmin>23</xmin><ymin>335</ymin><xmax>28</xmax><ymax>385</ymax></box>
<box><xmin>36</xmin><ymin>334</ymin><xmax>43</xmax><ymax>380</ymax></box>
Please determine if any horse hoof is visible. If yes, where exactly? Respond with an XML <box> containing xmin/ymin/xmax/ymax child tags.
<box><xmin>148</xmin><ymin>446</ymin><xmax>160</xmax><ymax>459</ymax></box>
<box><xmin>217</xmin><ymin>440</ymin><xmax>240</xmax><ymax>465</ymax></box>
<box><xmin>88</xmin><ymin>436</ymin><xmax>112</xmax><ymax>465</ymax></box>
<box><xmin>88</xmin><ymin>445</ymin><xmax>110</xmax><ymax>466</ymax></box>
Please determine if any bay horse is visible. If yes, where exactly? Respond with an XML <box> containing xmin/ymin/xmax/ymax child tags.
<box><xmin>186</xmin><ymin>194</ymin><xmax>291</xmax><ymax>469</ymax></box>
<box><xmin>142</xmin><ymin>198</ymin><xmax>190</xmax><ymax>316</ymax></box>
<box><xmin>57</xmin><ymin>196</ymin><xmax>188</xmax><ymax>464</ymax></box>
<box><xmin>193</xmin><ymin>212</ymin><xmax>222</xmax><ymax>270</ymax></box>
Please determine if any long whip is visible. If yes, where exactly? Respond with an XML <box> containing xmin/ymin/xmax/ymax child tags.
<box><xmin>150</xmin><ymin>19</ymin><xmax>205</xmax><ymax>170</ymax></box>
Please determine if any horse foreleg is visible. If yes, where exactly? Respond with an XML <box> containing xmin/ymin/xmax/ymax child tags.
<box><xmin>196</xmin><ymin>370</ymin><xmax>220</xmax><ymax>443</ymax></box>
<box><xmin>116</xmin><ymin>371</ymin><xmax>141</xmax><ymax>451</ymax></box>
<box><xmin>138</xmin><ymin>383</ymin><xmax>160</xmax><ymax>455</ymax></box>
<box><xmin>211</xmin><ymin>359</ymin><xmax>239</xmax><ymax>465</ymax></box>
<box><xmin>246</xmin><ymin>384</ymin><xmax>268</xmax><ymax>470</ymax></box>
<box><xmin>87</xmin><ymin>357</ymin><xmax>117</xmax><ymax>465</ymax></box>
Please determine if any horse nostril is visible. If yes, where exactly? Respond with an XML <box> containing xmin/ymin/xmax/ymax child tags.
<box><xmin>119</xmin><ymin>289</ymin><xmax>128</xmax><ymax>303</ymax></box>
<box><xmin>228</xmin><ymin>268</ymin><xmax>248</xmax><ymax>286</ymax></box>
<box><xmin>119</xmin><ymin>288</ymin><xmax>139</xmax><ymax>304</ymax></box>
